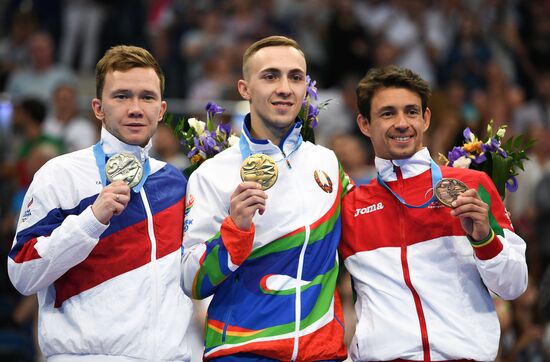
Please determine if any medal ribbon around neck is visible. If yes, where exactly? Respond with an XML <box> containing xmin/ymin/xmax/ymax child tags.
<box><xmin>376</xmin><ymin>158</ymin><xmax>442</xmax><ymax>209</ymax></box>
<box><xmin>93</xmin><ymin>142</ymin><xmax>151</xmax><ymax>193</ymax></box>
<box><xmin>238</xmin><ymin>131</ymin><xmax>302</xmax><ymax>160</ymax></box>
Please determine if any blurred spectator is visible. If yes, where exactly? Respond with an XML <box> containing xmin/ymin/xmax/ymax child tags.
<box><xmin>503</xmin><ymin>277</ymin><xmax>547</xmax><ymax>361</ymax></box>
<box><xmin>315</xmin><ymin>74</ymin><xmax>359</xmax><ymax>146</ymax></box>
<box><xmin>187</xmin><ymin>46</ymin><xmax>240</xmax><ymax>102</ymax></box>
<box><xmin>328</xmin><ymin>132</ymin><xmax>375</xmax><ymax>186</ymax></box>
<box><xmin>0</xmin><ymin>10</ymin><xmax>37</xmax><ymax>91</ymax></box>
<box><xmin>377</xmin><ymin>0</ymin><xmax>447</xmax><ymax>86</ymax></box>
<box><xmin>5</xmin><ymin>98</ymin><xmax>64</xmax><ymax>190</ymax></box>
<box><xmin>179</xmin><ymin>9</ymin><xmax>233</xmax><ymax>93</ymax></box>
<box><xmin>513</xmin><ymin>70</ymin><xmax>550</xmax><ymax>134</ymax></box>
<box><xmin>42</xmin><ymin>83</ymin><xmax>97</xmax><ymax>152</ymax></box>
<box><xmin>58</xmin><ymin>0</ymin><xmax>106</xmax><ymax>75</ymax></box>
<box><xmin>535</xmin><ymin>168</ymin><xmax>550</xmax><ymax>275</ymax></box>
<box><xmin>4</xmin><ymin>32</ymin><xmax>76</xmax><ymax>104</ymax></box>
<box><xmin>427</xmin><ymin>78</ymin><xmax>470</xmax><ymax>158</ymax></box>
<box><xmin>152</xmin><ymin>122</ymin><xmax>189</xmax><ymax>172</ymax></box>
<box><xmin>324</xmin><ymin>0</ymin><xmax>373</xmax><ymax>87</ymax></box>
<box><xmin>474</xmin><ymin>60</ymin><xmax>524</xmax><ymax>135</ymax></box>
<box><xmin>438</xmin><ymin>11</ymin><xmax>492</xmax><ymax>95</ymax></box>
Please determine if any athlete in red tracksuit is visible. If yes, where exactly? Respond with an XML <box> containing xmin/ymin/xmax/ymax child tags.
<box><xmin>340</xmin><ymin>65</ymin><xmax>528</xmax><ymax>361</ymax></box>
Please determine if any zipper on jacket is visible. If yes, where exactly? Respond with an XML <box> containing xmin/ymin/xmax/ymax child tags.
<box><xmin>222</xmin><ymin>273</ymin><xmax>239</xmax><ymax>343</ymax></box>
<box><xmin>140</xmin><ymin>188</ymin><xmax>159</xmax><ymax>361</ymax></box>
<box><xmin>282</xmin><ymin>150</ymin><xmax>292</xmax><ymax>169</ymax></box>
<box><xmin>290</xmin><ymin>224</ymin><xmax>310</xmax><ymax>362</ymax></box>
<box><xmin>395</xmin><ymin>166</ymin><xmax>431</xmax><ymax>362</ymax></box>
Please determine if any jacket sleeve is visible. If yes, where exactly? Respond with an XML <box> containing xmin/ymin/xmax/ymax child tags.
<box><xmin>471</xmin><ymin>172</ymin><xmax>528</xmax><ymax>300</ymax></box>
<box><xmin>7</xmin><ymin>161</ymin><xmax>108</xmax><ymax>295</ymax></box>
<box><xmin>181</xmin><ymin>168</ymin><xmax>254</xmax><ymax>299</ymax></box>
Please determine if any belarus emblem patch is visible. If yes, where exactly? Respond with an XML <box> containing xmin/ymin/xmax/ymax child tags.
<box><xmin>314</xmin><ymin>170</ymin><xmax>333</xmax><ymax>193</ymax></box>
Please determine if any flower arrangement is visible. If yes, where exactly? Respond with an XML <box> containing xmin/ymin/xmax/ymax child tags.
<box><xmin>165</xmin><ymin>102</ymin><xmax>239</xmax><ymax>177</ymax></box>
<box><xmin>298</xmin><ymin>75</ymin><xmax>330</xmax><ymax>143</ymax></box>
<box><xmin>439</xmin><ymin>121</ymin><xmax>534</xmax><ymax>199</ymax></box>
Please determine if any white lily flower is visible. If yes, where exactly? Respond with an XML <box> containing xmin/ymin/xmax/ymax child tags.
<box><xmin>188</xmin><ymin>118</ymin><xmax>206</xmax><ymax>135</ymax></box>
<box><xmin>453</xmin><ymin>156</ymin><xmax>472</xmax><ymax>169</ymax></box>
<box><xmin>228</xmin><ymin>135</ymin><xmax>239</xmax><ymax>147</ymax></box>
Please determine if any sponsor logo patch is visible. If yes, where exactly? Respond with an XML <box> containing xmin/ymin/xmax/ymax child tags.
<box><xmin>354</xmin><ymin>202</ymin><xmax>384</xmax><ymax>217</ymax></box>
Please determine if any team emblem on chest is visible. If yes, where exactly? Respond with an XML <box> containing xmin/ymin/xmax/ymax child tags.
<box><xmin>314</xmin><ymin>170</ymin><xmax>333</xmax><ymax>193</ymax></box>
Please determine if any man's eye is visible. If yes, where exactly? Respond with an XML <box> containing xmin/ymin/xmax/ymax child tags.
<box><xmin>291</xmin><ymin>74</ymin><xmax>304</xmax><ymax>81</ymax></box>
<box><xmin>114</xmin><ymin>94</ymin><xmax>127</xmax><ymax>99</ymax></box>
<box><xmin>264</xmin><ymin>74</ymin><xmax>276</xmax><ymax>80</ymax></box>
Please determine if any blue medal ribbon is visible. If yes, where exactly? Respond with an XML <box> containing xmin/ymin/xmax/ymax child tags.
<box><xmin>93</xmin><ymin>142</ymin><xmax>150</xmax><ymax>193</ymax></box>
<box><xmin>239</xmin><ymin>128</ymin><xmax>302</xmax><ymax>161</ymax></box>
<box><xmin>376</xmin><ymin>159</ymin><xmax>441</xmax><ymax>209</ymax></box>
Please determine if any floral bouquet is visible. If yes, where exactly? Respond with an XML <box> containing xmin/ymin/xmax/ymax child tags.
<box><xmin>165</xmin><ymin>102</ymin><xmax>239</xmax><ymax>178</ymax></box>
<box><xmin>439</xmin><ymin>121</ymin><xmax>534</xmax><ymax>199</ymax></box>
<box><xmin>298</xmin><ymin>75</ymin><xmax>330</xmax><ymax>144</ymax></box>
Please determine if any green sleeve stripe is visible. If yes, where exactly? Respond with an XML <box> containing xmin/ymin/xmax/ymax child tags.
<box><xmin>478</xmin><ymin>184</ymin><xmax>504</xmax><ymax>237</ymax></box>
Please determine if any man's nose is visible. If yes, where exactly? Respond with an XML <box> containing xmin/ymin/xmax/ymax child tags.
<box><xmin>276</xmin><ymin>77</ymin><xmax>292</xmax><ymax>95</ymax></box>
<box><xmin>128</xmin><ymin>98</ymin><xmax>143</xmax><ymax>117</ymax></box>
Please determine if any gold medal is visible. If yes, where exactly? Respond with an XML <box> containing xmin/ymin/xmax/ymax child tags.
<box><xmin>240</xmin><ymin>154</ymin><xmax>278</xmax><ymax>190</ymax></box>
<box><xmin>434</xmin><ymin>178</ymin><xmax>469</xmax><ymax>207</ymax></box>
<box><xmin>105</xmin><ymin>152</ymin><xmax>144</xmax><ymax>188</ymax></box>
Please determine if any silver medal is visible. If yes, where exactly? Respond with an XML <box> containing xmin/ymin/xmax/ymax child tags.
<box><xmin>105</xmin><ymin>152</ymin><xmax>144</xmax><ymax>188</ymax></box>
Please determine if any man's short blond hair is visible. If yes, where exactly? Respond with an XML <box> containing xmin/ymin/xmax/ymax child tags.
<box><xmin>95</xmin><ymin>45</ymin><xmax>165</xmax><ymax>99</ymax></box>
<box><xmin>242</xmin><ymin>36</ymin><xmax>305</xmax><ymax>79</ymax></box>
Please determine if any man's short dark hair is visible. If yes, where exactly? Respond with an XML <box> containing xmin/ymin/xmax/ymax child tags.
<box><xmin>356</xmin><ymin>65</ymin><xmax>431</xmax><ymax>120</ymax></box>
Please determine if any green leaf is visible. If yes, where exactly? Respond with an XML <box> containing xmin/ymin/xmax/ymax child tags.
<box><xmin>490</xmin><ymin>153</ymin><xmax>510</xmax><ymax>200</ymax></box>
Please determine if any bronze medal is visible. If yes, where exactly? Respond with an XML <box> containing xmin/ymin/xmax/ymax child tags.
<box><xmin>240</xmin><ymin>154</ymin><xmax>278</xmax><ymax>190</ymax></box>
<box><xmin>105</xmin><ymin>152</ymin><xmax>144</xmax><ymax>188</ymax></box>
<box><xmin>434</xmin><ymin>178</ymin><xmax>469</xmax><ymax>207</ymax></box>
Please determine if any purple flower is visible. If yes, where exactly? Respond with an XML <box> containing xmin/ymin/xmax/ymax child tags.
<box><xmin>308</xmin><ymin>104</ymin><xmax>320</xmax><ymax>127</ymax></box>
<box><xmin>471</xmin><ymin>153</ymin><xmax>487</xmax><ymax>164</ymax></box>
<box><xmin>218</xmin><ymin>122</ymin><xmax>232</xmax><ymax>136</ymax></box>
<box><xmin>447</xmin><ymin>146</ymin><xmax>467</xmax><ymax>164</ymax></box>
<box><xmin>305</xmin><ymin>75</ymin><xmax>318</xmax><ymax>101</ymax></box>
<box><xmin>463</xmin><ymin>127</ymin><xmax>476</xmax><ymax>142</ymax></box>
<box><xmin>506</xmin><ymin>176</ymin><xmax>518</xmax><ymax>192</ymax></box>
<box><xmin>205</xmin><ymin>102</ymin><xmax>225</xmax><ymax>116</ymax></box>
<box><xmin>483</xmin><ymin>138</ymin><xmax>508</xmax><ymax>158</ymax></box>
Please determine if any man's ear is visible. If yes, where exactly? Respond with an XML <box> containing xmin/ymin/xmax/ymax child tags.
<box><xmin>356</xmin><ymin>114</ymin><xmax>371</xmax><ymax>137</ymax></box>
<box><xmin>91</xmin><ymin>98</ymin><xmax>104</xmax><ymax>121</ymax></box>
<box><xmin>422</xmin><ymin>107</ymin><xmax>431</xmax><ymax>132</ymax></box>
<box><xmin>237</xmin><ymin>79</ymin><xmax>251</xmax><ymax>100</ymax></box>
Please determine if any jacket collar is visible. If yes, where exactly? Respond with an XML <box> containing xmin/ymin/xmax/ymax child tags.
<box><xmin>99</xmin><ymin>127</ymin><xmax>152</xmax><ymax>164</ymax></box>
<box><xmin>375</xmin><ymin>147</ymin><xmax>432</xmax><ymax>181</ymax></box>
<box><xmin>240</xmin><ymin>114</ymin><xmax>303</xmax><ymax>161</ymax></box>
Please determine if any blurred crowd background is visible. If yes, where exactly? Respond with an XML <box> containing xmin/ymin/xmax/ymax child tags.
<box><xmin>0</xmin><ymin>0</ymin><xmax>549</xmax><ymax>361</ymax></box>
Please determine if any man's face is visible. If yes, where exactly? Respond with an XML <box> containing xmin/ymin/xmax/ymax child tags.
<box><xmin>92</xmin><ymin>67</ymin><xmax>167</xmax><ymax>147</ymax></box>
<box><xmin>238</xmin><ymin>46</ymin><xmax>307</xmax><ymax>141</ymax></box>
<box><xmin>357</xmin><ymin>87</ymin><xmax>430</xmax><ymax>160</ymax></box>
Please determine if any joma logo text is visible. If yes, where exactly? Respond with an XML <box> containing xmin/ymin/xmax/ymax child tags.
<box><xmin>354</xmin><ymin>202</ymin><xmax>384</xmax><ymax>217</ymax></box>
